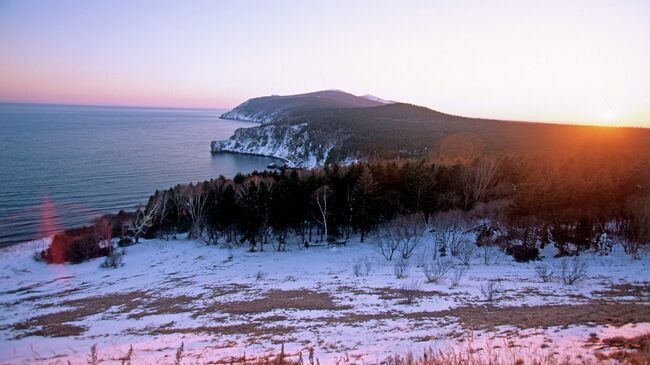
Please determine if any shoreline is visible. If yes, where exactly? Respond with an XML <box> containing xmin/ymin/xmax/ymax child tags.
<box><xmin>211</xmin><ymin>149</ymin><xmax>295</xmax><ymax>167</ymax></box>
<box><xmin>213</xmin><ymin>115</ymin><xmax>300</xmax><ymax>167</ymax></box>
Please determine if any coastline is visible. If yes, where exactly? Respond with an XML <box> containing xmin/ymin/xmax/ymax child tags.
<box><xmin>211</xmin><ymin>149</ymin><xmax>294</xmax><ymax>167</ymax></box>
<box><xmin>213</xmin><ymin>115</ymin><xmax>302</xmax><ymax>167</ymax></box>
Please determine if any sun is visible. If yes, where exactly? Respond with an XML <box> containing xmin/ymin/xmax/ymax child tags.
<box><xmin>597</xmin><ymin>108</ymin><xmax>619</xmax><ymax>126</ymax></box>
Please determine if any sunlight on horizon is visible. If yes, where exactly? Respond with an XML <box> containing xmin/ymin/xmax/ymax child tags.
<box><xmin>0</xmin><ymin>0</ymin><xmax>648</xmax><ymax>127</ymax></box>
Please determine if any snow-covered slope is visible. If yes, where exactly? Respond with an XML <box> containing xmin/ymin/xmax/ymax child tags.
<box><xmin>360</xmin><ymin>94</ymin><xmax>395</xmax><ymax>104</ymax></box>
<box><xmin>1</xmin><ymin>236</ymin><xmax>648</xmax><ymax>364</ymax></box>
<box><xmin>211</xmin><ymin>123</ymin><xmax>344</xmax><ymax>168</ymax></box>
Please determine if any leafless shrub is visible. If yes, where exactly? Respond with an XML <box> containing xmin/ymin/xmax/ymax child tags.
<box><xmin>394</xmin><ymin>257</ymin><xmax>409</xmax><ymax>279</ymax></box>
<box><xmin>376</xmin><ymin>214</ymin><xmax>425</xmax><ymax>261</ymax></box>
<box><xmin>352</xmin><ymin>257</ymin><xmax>373</xmax><ymax>277</ymax></box>
<box><xmin>100</xmin><ymin>248</ymin><xmax>125</xmax><ymax>269</ymax></box>
<box><xmin>400</xmin><ymin>281</ymin><xmax>422</xmax><ymax>304</ymax></box>
<box><xmin>148</xmin><ymin>190</ymin><xmax>172</xmax><ymax>239</ymax></box>
<box><xmin>621</xmin><ymin>240</ymin><xmax>641</xmax><ymax>260</ymax></box>
<box><xmin>88</xmin><ymin>344</ymin><xmax>99</xmax><ymax>365</ymax></box>
<box><xmin>119</xmin><ymin>345</ymin><xmax>133</xmax><ymax>365</ymax></box>
<box><xmin>422</xmin><ymin>259</ymin><xmax>453</xmax><ymax>283</ymax></box>
<box><xmin>182</xmin><ymin>183</ymin><xmax>208</xmax><ymax>239</ymax></box>
<box><xmin>456</xmin><ymin>241</ymin><xmax>476</xmax><ymax>266</ymax></box>
<box><xmin>450</xmin><ymin>266</ymin><xmax>467</xmax><ymax>287</ymax></box>
<box><xmin>482</xmin><ymin>245</ymin><xmax>500</xmax><ymax>265</ymax></box>
<box><xmin>461</xmin><ymin>156</ymin><xmax>499</xmax><ymax>209</ymax></box>
<box><xmin>534</xmin><ymin>262</ymin><xmax>554</xmax><ymax>283</ymax></box>
<box><xmin>560</xmin><ymin>256</ymin><xmax>588</xmax><ymax>285</ymax></box>
<box><xmin>174</xmin><ymin>342</ymin><xmax>184</xmax><ymax>365</ymax></box>
<box><xmin>480</xmin><ymin>278</ymin><xmax>502</xmax><ymax>302</ymax></box>
<box><xmin>363</xmin><ymin>256</ymin><xmax>373</xmax><ymax>275</ymax></box>
<box><xmin>125</xmin><ymin>206</ymin><xmax>155</xmax><ymax>243</ymax></box>
<box><xmin>255</xmin><ymin>270</ymin><xmax>267</xmax><ymax>281</ymax></box>
<box><xmin>375</xmin><ymin>233</ymin><xmax>400</xmax><ymax>262</ymax></box>
<box><xmin>431</xmin><ymin>210</ymin><xmax>468</xmax><ymax>258</ymax></box>
<box><xmin>623</xmin><ymin>195</ymin><xmax>650</xmax><ymax>260</ymax></box>
<box><xmin>398</xmin><ymin>213</ymin><xmax>426</xmax><ymax>259</ymax></box>
<box><xmin>352</xmin><ymin>258</ymin><xmax>363</xmax><ymax>277</ymax></box>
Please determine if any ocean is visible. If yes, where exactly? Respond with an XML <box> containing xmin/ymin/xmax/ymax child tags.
<box><xmin>0</xmin><ymin>103</ymin><xmax>281</xmax><ymax>247</ymax></box>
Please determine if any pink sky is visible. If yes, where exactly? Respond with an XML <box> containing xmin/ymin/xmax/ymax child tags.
<box><xmin>0</xmin><ymin>0</ymin><xmax>649</xmax><ymax>126</ymax></box>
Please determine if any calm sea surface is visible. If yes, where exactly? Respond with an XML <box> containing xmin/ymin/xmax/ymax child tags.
<box><xmin>0</xmin><ymin>103</ymin><xmax>281</xmax><ymax>247</ymax></box>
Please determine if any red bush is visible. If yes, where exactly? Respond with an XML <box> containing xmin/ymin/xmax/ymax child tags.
<box><xmin>40</xmin><ymin>220</ymin><xmax>112</xmax><ymax>264</ymax></box>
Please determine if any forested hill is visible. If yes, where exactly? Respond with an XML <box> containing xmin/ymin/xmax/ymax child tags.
<box><xmin>219</xmin><ymin>90</ymin><xmax>385</xmax><ymax>124</ymax></box>
<box><xmin>282</xmin><ymin>103</ymin><xmax>650</xmax><ymax>161</ymax></box>
<box><xmin>212</xmin><ymin>90</ymin><xmax>650</xmax><ymax>167</ymax></box>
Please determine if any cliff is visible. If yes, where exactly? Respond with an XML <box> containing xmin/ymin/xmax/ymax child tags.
<box><xmin>211</xmin><ymin>123</ymin><xmax>349</xmax><ymax>168</ymax></box>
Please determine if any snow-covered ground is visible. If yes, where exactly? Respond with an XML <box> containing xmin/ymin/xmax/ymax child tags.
<box><xmin>0</xmin><ymin>236</ymin><xmax>648</xmax><ymax>364</ymax></box>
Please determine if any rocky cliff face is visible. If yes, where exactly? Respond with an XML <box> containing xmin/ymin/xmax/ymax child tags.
<box><xmin>212</xmin><ymin>90</ymin><xmax>385</xmax><ymax>167</ymax></box>
<box><xmin>210</xmin><ymin>123</ymin><xmax>340</xmax><ymax>168</ymax></box>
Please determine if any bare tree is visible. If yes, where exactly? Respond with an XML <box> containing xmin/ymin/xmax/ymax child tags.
<box><xmin>535</xmin><ymin>262</ymin><xmax>554</xmax><ymax>282</ymax></box>
<box><xmin>313</xmin><ymin>185</ymin><xmax>333</xmax><ymax>240</ymax></box>
<box><xmin>345</xmin><ymin>184</ymin><xmax>356</xmax><ymax>240</ymax></box>
<box><xmin>422</xmin><ymin>259</ymin><xmax>453</xmax><ymax>283</ymax></box>
<box><xmin>623</xmin><ymin>195</ymin><xmax>650</xmax><ymax>260</ymax></box>
<box><xmin>397</xmin><ymin>213</ymin><xmax>426</xmax><ymax>259</ymax></box>
<box><xmin>171</xmin><ymin>184</ymin><xmax>185</xmax><ymax>238</ymax></box>
<box><xmin>560</xmin><ymin>256</ymin><xmax>588</xmax><ymax>285</ymax></box>
<box><xmin>375</xmin><ymin>213</ymin><xmax>425</xmax><ymax>261</ymax></box>
<box><xmin>462</xmin><ymin>157</ymin><xmax>499</xmax><ymax>209</ymax></box>
<box><xmin>375</xmin><ymin>225</ymin><xmax>401</xmax><ymax>261</ymax></box>
<box><xmin>430</xmin><ymin>210</ymin><xmax>468</xmax><ymax>258</ymax></box>
<box><xmin>355</xmin><ymin>167</ymin><xmax>378</xmax><ymax>242</ymax></box>
<box><xmin>480</xmin><ymin>278</ymin><xmax>502</xmax><ymax>302</ymax></box>
<box><xmin>456</xmin><ymin>241</ymin><xmax>476</xmax><ymax>266</ymax></box>
<box><xmin>183</xmin><ymin>183</ymin><xmax>208</xmax><ymax>239</ymax></box>
<box><xmin>149</xmin><ymin>190</ymin><xmax>171</xmax><ymax>239</ymax></box>
<box><xmin>126</xmin><ymin>206</ymin><xmax>155</xmax><ymax>243</ymax></box>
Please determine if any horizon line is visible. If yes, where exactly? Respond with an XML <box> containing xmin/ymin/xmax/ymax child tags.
<box><xmin>0</xmin><ymin>98</ymin><xmax>644</xmax><ymax>130</ymax></box>
<box><xmin>0</xmin><ymin>100</ymin><xmax>229</xmax><ymax>111</ymax></box>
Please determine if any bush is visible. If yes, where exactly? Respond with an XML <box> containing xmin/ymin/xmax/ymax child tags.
<box><xmin>352</xmin><ymin>257</ymin><xmax>373</xmax><ymax>277</ymax></box>
<box><xmin>560</xmin><ymin>256</ymin><xmax>588</xmax><ymax>285</ymax></box>
<box><xmin>481</xmin><ymin>245</ymin><xmax>500</xmax><ymax>265</ymax></box>
<box><xmin>100</xmin><ymin>248</ymin><xmax>124</xmax><ymax>269</ymax></box>
<box><xmin>456</xmin><ymin>241</ymin><xmax>476</xmax><ymax>266</ymax></box>
<box><xmin>40</xmin><ymin>222</ymin><xmax>112</xmax><ymax>264</ymax></box>
<box><xmin>117</xmin><ymin>237</ymin><xmax>134</xmax><ymax>247</ymax></box>
<box><xmin>399</xmin><ymin>281</ymin><xmax>422</xmax><ymax>304</ymax></box>
<box><xmin>534</xmin><ymin>263</ymin><xmax>554</xmax><ymax>282</ymax></box>
<box><xmin>394</xmin><ymin>257</ymin><xmax>409</xmax><ymax>279</ymax></box>
<box><xmin>450</xmin><ymin>266</ymin><xmax>467</xmax><ymax>287</ymax></box>
<box><xmin>255</xmin><ymin>271</ymin><xmax>267</xmax><ymax>281</ymax></box>
<box><xmin>480</xmin><ymin>278</ymin><xmax>501</xmax><ymax>302</ymax></box>
<box><xmin>363</xmin><ymin>257</ymin><xmax>373</xmax><ymax>276</ymax></box>
<box><xmin>505</xmin><ymin>244</ymin><xmax>540</xmax><ymax>262</ymax></box>
<box><xmin>352</xmin><ymin>259</ymin><xmax>363</xmax><ymax>277</ymax></box>
<box><xmin>422</xmin><ymin>259</ymin><xmax>453</xmax><ymax>283</ymax></box>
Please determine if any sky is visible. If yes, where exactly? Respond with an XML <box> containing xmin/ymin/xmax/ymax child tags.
<box><xmin>0</xmin><ymin>0</ymin><xmax>649</xmax><ymax>127</ymax></box>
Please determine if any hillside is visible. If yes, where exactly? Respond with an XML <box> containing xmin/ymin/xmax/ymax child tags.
<box><xmin>219</xmin><ymin>90</ymin><xmax>384</xmax><ymax>124</ymax></box>
<box><xmin>3</xmin><ymin>236</ymin><xmax>649</xmax><ymax>363</ymax></box>
<box><xmin>213</xmin><ymin>91</ymin><xmax>650</xmax><ymax>167</ymax></box>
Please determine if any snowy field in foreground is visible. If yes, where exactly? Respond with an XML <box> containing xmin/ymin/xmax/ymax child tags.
<box><xmin>0</xmin><ymin>236</ymin><xmax>649</xmax><ymax>364</ymax></box>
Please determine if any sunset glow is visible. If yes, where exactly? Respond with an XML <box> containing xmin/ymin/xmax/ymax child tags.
<box><xmin>0</xmin><ymin>0</ymin><xmax>649</xmax><ymax>126</ymax></box>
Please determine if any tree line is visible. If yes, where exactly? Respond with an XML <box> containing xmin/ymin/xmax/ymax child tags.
<box><xmin>38</xmin><ymin>150</ymin><xmax>650</xmax><ymax>264</ymax></box>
